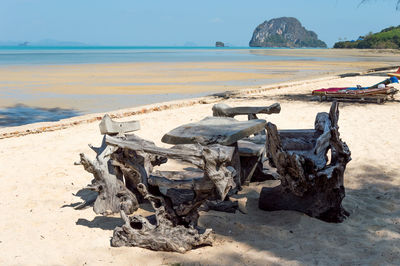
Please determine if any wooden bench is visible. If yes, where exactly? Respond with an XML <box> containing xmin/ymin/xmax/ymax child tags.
<box><xmin>259</xmin><ymin>102</ymin><xmax>351</xmax><ymax>223</ymax></box>
<box><xmin>77</xmin><ymin>115</ymin><xmax>238</xmax><ymax>252</ymax></box>
<box><xmin>212</xmin><ymin>102</ymin><xmax>281</xmax><ymax>184</ymax></box>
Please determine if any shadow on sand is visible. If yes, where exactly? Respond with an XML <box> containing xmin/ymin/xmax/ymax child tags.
<box><xmin>76</xmin><ymin>216</ymin><xmax>124</xmax><ymax>231</ymax></box>
<box><xmin>164</xmin><ymin>164</ymin><xmax>400</xmax><ymax>264</ymax></box>
<box><xmin>68</xmin><ymin>162</ymin><xmax>400</xmax><ymax>264</ymax></box>
<box><xmin>0</xmin><ymin>104</ymin><xmax>80</xmax><ymax>127</ymax></box>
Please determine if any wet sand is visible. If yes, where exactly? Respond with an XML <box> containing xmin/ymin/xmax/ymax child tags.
<box><xmin>1</xmin><ymin>49</ymin><xmax>400</xmax><ymax>116</ymax></box>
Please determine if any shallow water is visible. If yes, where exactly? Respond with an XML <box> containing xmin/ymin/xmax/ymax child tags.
<box><xmin>0</xmin><ymin>46</ymin><xmax>340</xmax><ymax>65</ymax></box>
<box><xmin>0</xmin><ymin>105</ymin><xmax>80</xmax><ymax>127</ymax></box>
<box><xmin>1</xmin><ymin>47</ymin><xmax>399</xmax><ymax>127</ymax></box>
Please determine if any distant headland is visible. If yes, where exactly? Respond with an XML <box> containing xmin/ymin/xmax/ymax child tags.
<box><xmin>249</xmin><ymin>17</ymin><xmax>327</xmax><ymax>48</ymax></box>
<box><xmin>334</xmin><ymin>25</ymin><xmax>400</xmax><ymax>49</ymax></box>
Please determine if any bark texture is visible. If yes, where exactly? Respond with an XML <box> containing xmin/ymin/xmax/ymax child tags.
<box><xmin>105</xmin><ymin>136</ymin><xmax>236</xmax><ymax>252</ymax></box>
<box><xmin>212</xmin><ymin>103</ymin><xmax>281</xmax><ymax>185</ymax></box>
<box><xmin>111</xmin><ymin>184</ymin><xmax>214</xmax><ymax>253</ymax></box>
<box><xmin>260</xmin><ymin>102</ymin><xmax>351</xmax><ymax>222</ymax></box>
<box><xmin>78</xmin><ymin>136</ymin><xmax>139</xmax><ymax>215</ymax></box>
<box><xmin>212</xmin><ymin>103</ymin><xmax>281</xmax><ymax>118</ymax></box>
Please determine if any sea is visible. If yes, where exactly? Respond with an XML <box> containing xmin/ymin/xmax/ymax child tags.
<box><xmin>0</xmin><ymin>46</ymin><xmax>398</xmax><ymax>127</ymax></box>
<box><xmin>0</xmin><ymin>46</ymin><xmax>336</xmax><ymax>65</ymax></box>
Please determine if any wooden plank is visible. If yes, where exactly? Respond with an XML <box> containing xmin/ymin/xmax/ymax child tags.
<box><xmin>161</xmin><ymin>116</ymin><xmax>266</xmax><ymax>145</ymax></box>
<box><xmin>105</xmin><ymin>135</ymin><xmax>205</xmax><ymax>168</ymax></box>
<box><xmin>212</xmin><ymin>103</ymin><xmax>281</xmax><ymax>117</ymax></box>
<box><xmin>99</xmin><ymin>114</ymin><xmax>140</xmax><ymax>135</ymax></box>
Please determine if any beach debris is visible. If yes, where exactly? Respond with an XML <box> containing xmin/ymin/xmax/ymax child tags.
<box><xmin>260</xmin><ymin>102</ymin><xmax>351</xmax><ymax>223</ymax></box>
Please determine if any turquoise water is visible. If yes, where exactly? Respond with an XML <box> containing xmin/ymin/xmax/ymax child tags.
<box><xmin>0</xmin><ymin>46</ymin><xmax>332</xmax><ymax>65</ymax></box>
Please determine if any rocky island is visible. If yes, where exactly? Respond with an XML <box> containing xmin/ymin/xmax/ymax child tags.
<box><xmin>249</xmin><ymin>17</ymin><xmax>326</xmax><ymax>48</ymax></box>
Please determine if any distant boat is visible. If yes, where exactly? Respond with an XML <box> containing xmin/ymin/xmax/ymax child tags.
<box><xmin>18</xmin><ymin>42</ymin><xmax>29</xmax><ymax>46</ymax></box>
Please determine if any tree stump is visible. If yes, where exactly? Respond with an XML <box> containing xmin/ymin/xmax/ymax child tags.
<box><xmin>259</xmin><ymin>102</ymin><xmax>351</xmax><ymax>223</ymax></box>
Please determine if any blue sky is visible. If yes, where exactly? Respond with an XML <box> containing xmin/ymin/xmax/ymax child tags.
<box><xmin>1</xmin><ymin>0</ymin><xmax>399</xmax><ymax>47</ymax></box>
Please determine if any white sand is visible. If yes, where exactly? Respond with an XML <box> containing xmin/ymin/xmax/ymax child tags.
<box><xmin>0</xmin><ymin>75</ymin><xmax>399</xmax><ymax>265</ymax></box>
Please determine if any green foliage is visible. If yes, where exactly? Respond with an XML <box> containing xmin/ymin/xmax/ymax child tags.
<box><xmin>334</xmin><ymin>25</ymin><xmax>400</xmax><ymax>49</ymax></box>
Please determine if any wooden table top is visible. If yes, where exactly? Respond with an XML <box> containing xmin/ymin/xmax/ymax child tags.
<box><xmin>161</xmin><ymin>116</ymin><xmax>266</xmax><ymax>146</ymax></box>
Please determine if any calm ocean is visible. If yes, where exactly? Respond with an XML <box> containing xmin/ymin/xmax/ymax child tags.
<box><xmin>0</xmin><ymin>47</ymin><xmax>398</xmax><ymax>127</ymax></box>
<box><xmin>0</xmin><ymin>46</ymin><xmax>334</xmax><ymax>65</ymax></box>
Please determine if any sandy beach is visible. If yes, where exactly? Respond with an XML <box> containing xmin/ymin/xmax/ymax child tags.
<box><xmin>0</xmin><ymin>72</ymin><xmax>399</xmax><ymax>265</ymax></box>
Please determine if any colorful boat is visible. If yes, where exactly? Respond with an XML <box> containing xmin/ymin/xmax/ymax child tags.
<box><xmin>388</xmin><ymin>67</ymin><xmax>400</xmax><ymax>79</ymax></box>
<box><xmin>312</xmin><ymin>77</ymin><xmax>399</xmax><ymax>103</ymax></box>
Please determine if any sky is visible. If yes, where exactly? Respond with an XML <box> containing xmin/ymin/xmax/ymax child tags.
<box><xmin>1</xmin><ymin>0</ymin><xmax>400</xmax><ymax>47</ymax></box>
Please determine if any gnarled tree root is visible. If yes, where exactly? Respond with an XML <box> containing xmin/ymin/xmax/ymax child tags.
<box><xmin>259</xmin><ymin>185</ymin><xmax>349</xmax><ymax>223</ymax></box>
<box><xmin>111</xmin><ymin>184</ymin><xmax>214</xmax><ymax>253</ymax></box>
<box><xmin>260</xmin><ymin>102</ymin><xmax>351</xmax><ymax>223</ymax></box>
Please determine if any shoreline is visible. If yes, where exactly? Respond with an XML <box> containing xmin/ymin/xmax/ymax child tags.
<box><xmin>1</xmin><ymin>65</ymin><xmax>397</xmax><ymax>139</ymax></box>
<box><xmin>2</xmin><ymin>48</ymin><xmax>400</xmax><ymax>121</ymax></box>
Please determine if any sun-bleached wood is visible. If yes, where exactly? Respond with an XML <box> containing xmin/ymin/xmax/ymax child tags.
<box><xmin>106</xmin><ymin>135</ymin><xmax>237</xmax><ymax>201</ymax></box>
<box><xmin>106</xmin><ymin>136</ymin><xmax>237</xmax><ymax>252</ymax></box>
<box><xmin>111</xmin><ymin>184</ymin><xmax>214</xmax><ymax>253</ymax></box>
<box><xmin>212</xmin><ymin>103</ymin><xmax>281</xmax><ymax>118</ymax></box>
<box><xmin>99</xmin><ymin>114</ymin><xmax>140</xmax><ymax>135</ymax></box>
<box><xmin>259</xmin><ymin>102</ymin><xmax>351</xmax><ymax>223</ymax></box>
<box><xmin>161</xmin><ymin>116</ymin><xmax>266</xmax><ymax>146</ymax></box>
<box><xmin>212</xmin><ymin>103</ymin><xmax>281</xmax><ymax>185</ymax></box>
<box><xmin>78</xmin><ymin>136</ymin><xmax>139</xmax><ymax>215</ymax></box>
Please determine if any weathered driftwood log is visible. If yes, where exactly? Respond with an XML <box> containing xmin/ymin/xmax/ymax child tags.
<box><xmin>78</xmin><ymin>136</ymin><xmax>139</xmax><ymax>215</ymax></box>
<box><xmin>112</xmin><ymin>184</ymin><xmax>213</xmax><ymax>253</ymax></box>
<box><xmin>212</xmin><ymin>103</ymin><xmax>281</xmax><ymax>184</ymax></box>
<box><xmin>99</xmin><ymin>114</ymin><xmax>140</xmax><ymax>135</ymax></box>
<box><xmin>259</xmin><ymin>102</ymin><xmax>351</xmax><ymax>223</ymax></box>
<box><xmin>106</xmin><ymin>135</ymin><xmax>237</xmax><ymax>251</ymax></box>
<box><xmin>109</xmin><ymin>134</ymin><xmax>167</xmax><ymax>202</ymax></box>
<box><xmin>76</xmin><ymin>115</ymin><xmax>143</xmax><ymax>215</ymax></box>
<box><xmin>212</xmin><ymin>103</ymin><xmax>281</xmax><ymax>119</ymax></box>
<box><xmin>106</xmin><ymin>135</ymin><xmax>237</xmax><ymax>202</ymax></box>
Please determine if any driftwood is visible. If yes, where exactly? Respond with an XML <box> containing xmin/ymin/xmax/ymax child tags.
<box><xmin>161</xmin><ymin>116</ymin><xmax>266</xmax><ymax>146</ymax></box>
<box><xmin>106</xmin><ymin>135</ymin><xmax>237</xmax><ymax>203</ymax></box>
<box><xmin>212</xmin><ymin>103</ymin><xmax>281</xmax><ymax>185</ymax></box>
<box><xmin>99</xmin><ymin>114</ymin><xmax>140</xmax><ymax>135</ymax></box>
<box><xmin>111</xmin><ymin>184</ymin><xmax>213</xmax><ymax>253</ymax></box>
<box><xmin>106</xmin><ymin>136</ymin><xmax>236</xmax><ymax>253</ymax></box>
<box><xmin>109</xmin><ymin>134</ymin><xmax>168</xmax><ymax>202</ymax></box>
<box><xmin>212</xmin><ymin>103</ymin><xmax>281</xmax><ymax>119</ymax></box>
<box><xmin>107</xmin><ymin>136</ymin><xmax>237</xmax><ymax>252</ymax></box>
<box><xmin>77</xmin><ymin>115</ymin><xmax>145</xmax><ymax>214</ymax></box>
<box><xmin>78</xmin><ymin>136</ymin><xmax>139</xmax><ymax>215</ymax></box>
<box><xmin>259</xmin><ymin>102</ymin><xmax>351</xmax><ymax>223</ymax></box>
